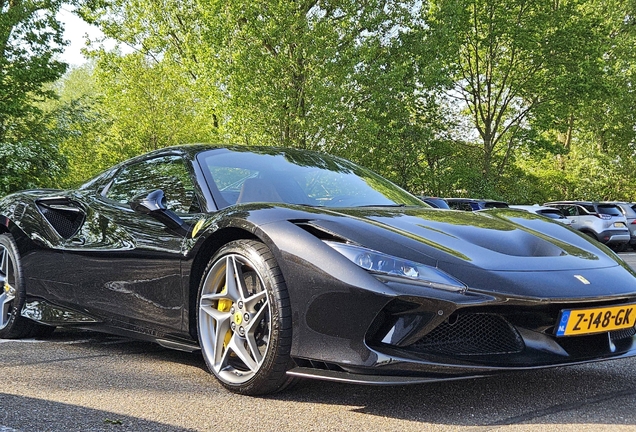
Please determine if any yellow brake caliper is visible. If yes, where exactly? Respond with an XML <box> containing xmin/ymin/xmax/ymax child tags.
<box><xmin>216</xmin><ymin>285</ymin><xmax>233</xmax><ymax>349</ymax></box>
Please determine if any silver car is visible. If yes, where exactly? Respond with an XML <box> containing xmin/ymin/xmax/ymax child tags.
<box><xmin>603</xmin><ymin>202</ymin><xmax>636</xmax><ymax>249</ymax></box>
<box><xmin>544</xmin><ymin>201</ymin><xmax>630</xmax><ymax>249</ymax></box>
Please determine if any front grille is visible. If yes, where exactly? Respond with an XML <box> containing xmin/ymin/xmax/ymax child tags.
<box><xmin>410</xmin><ymin>313</ymin><xmax>525</xmax><ymax>356</ymax></box>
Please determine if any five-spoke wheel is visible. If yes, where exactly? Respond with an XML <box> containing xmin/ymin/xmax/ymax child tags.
<box><xmin>197</xmin><ymin>240</ymin><xmax>292</xmax><ymax>395</ymax></box>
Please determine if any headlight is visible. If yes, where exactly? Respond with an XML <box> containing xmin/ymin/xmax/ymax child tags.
<box><xmin>325</xmin><ymin>241</ymin><xmax>466</xmax><ymax>292</ymax></box>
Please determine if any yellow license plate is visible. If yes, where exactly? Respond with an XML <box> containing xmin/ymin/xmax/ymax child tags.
<box><xmin>556</xmin><ymin>304</ymin><xmax>636</xmax><ymax>336</ymax></box>
<box><xmin>614</xmin><ymin>222</ymin><xmax>626</xmax><ymax>228</ymax></box>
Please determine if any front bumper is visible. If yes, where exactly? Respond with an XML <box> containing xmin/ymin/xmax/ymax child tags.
<box><xmin>291</xmin><ymin>291</ymin><xmax>636</xmax><ymax>383</ymax></box>
<box><xmin>287</xmin><ymin>254</ymin><xmax>636</xmax><ymax>382</ymax></box>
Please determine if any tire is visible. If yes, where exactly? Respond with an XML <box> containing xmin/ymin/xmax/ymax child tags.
<box><xmin>197</xmin><ymin>240</ymin><xmax>293</xmax><ymax>395</ymax></box>
<box><xmin>583</xmin><ymin>231</ymin><xmax>598</xmax><ymax>242</ymax></box>
<box><xmin>611</xmin><ymin>243</ymin><xmax>628</xmax><ymax>253</ymax></box>
<box><xmin>0</xmin><ymin>233</ymin><xmax>53</xmax><ymax>339</ymax></box>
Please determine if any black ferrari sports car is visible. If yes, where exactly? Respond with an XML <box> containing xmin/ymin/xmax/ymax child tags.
<box><xmin>2</xmin><ymin>145</ymin><xmax>636</xmax><ymax>395</ymax></box>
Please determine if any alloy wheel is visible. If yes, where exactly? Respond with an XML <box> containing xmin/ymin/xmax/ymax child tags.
<box><xmin>198</xmin><ymin>253</ymin><xmax>271</xmax><ymax>385</ymax></box>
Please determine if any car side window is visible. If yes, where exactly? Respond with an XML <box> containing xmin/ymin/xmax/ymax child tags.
<box><xmin>105</xmin><ymin>156</ymin><xmax>201</xmax><ymax>214</ymax></box>
<box><xmin>78</xmin><ymin>167</ymin><xmax>118</xmax><ymax>193</ymax></box>
<box><xmin>562</xmin><ymin>206</ymin><xmax>578</xmax><ymax>216</ymax></box>
<box><xmin>582</xmin><ymin>205</ymin><xmax>595</xmax><ymax>214</ymax></box>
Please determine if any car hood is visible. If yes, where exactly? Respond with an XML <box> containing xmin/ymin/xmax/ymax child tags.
<box><xmin>290</xmin><ymin>206</ymin><xmax>624</xmax><ymax>273</ymax></box>
<box><xmin>209</xmin><ymin>204</ymin><xmax>636</xmax><ymax>298</ymax></box>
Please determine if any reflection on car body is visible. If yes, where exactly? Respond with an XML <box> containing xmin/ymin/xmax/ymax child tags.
<box><xmin>509</xmin><ymin>205</ymin><xmax>573</xmax><ymax>226</ymax></box>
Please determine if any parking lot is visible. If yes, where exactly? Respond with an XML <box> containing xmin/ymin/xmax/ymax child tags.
<box><xmin>3</xmin><ymin>253</ymin><xmax>636</xmax><ymax>431</ymax></box>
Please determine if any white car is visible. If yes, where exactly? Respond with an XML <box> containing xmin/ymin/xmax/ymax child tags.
<box><xmin>543</xmin><ymin>201</ymin><xmax>630</xmax><ymax>249</ymax></box>
<box><xmin>510</xmin><ymin>205</ymin><xmax>573</xmax><ymax>226</ymax></box>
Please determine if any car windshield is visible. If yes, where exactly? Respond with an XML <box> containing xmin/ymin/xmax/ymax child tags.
<box><xmin>197</xmin><ymin>148</ymin><xmax>423</xmax><ymax>209</ymax></box>
<box><xmin>598</xmin><ymin>205</ymin><xmax>623</xmax><ymax>216</ymax></box>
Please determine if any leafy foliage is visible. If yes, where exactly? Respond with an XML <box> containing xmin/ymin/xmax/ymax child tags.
<box><xmin>0</xmin><ymin>0</ymin><xmax>68</xmax><ymax>193</ymax></box>
<box><xmin>0</xmin><ymin>111</ymin><xmax>67</xmax><ymax>195</ymax></box>
<box><xmin>6</xmin><ymin>0</ymin><xmax>636</xmax><ymax>204</ymax></box>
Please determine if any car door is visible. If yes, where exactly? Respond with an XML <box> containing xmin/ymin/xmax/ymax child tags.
<box><xmin>578</xmin><ymin>204</ymin><xmax>600</xmax><ymax>231</ymax></box>
<box><xmin>559</xmin><ymin>205</ymin><xmax>580</xmax><ymax>229</ymax></box>
<box><xmin>63</xmin><ymin>154</ymin><xmax>202</xmax><ymax>333</ymax></box>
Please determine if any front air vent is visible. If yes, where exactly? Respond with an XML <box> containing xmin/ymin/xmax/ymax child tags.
<box><xmin>292</xmin><ymin>220</ymin><xmax>346</xmax><ymax>242</ymax></box>
<box><xmin>409</xmin><ymin>313</ymin><xmax>525</xmax><ymax>356</ymax></box>
<box><xmin>292</xmin><ymin>357</ymin><xmax>347</xmax><ymax>372</ymax></box>
<box><xmin>36</xmin><ymin>199</ymin><xmax>85</xmax><ymax>239</ymax></box>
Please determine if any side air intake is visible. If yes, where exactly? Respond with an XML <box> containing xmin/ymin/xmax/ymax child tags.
<box><xmin>36</xmin><ymin>199</ymin><xmax>85</xmax><ymax>239</ymax></box>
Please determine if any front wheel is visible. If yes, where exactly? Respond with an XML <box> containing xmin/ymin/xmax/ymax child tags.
<box><xmin>197</xmin><ymin>240</ymin><xmax>293</xmax><ymax>395</ymax></box>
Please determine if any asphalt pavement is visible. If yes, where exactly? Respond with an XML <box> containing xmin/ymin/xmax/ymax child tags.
<box><xmin>4</xmin><ymin>253</ymin><xmax>636</xmax><ymax>431</ymax></box>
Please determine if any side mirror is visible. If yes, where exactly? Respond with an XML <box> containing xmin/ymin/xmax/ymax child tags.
<box><xmin>129</xmin><ymin>189</ymin><xmax>167</xmax><ymax>214</ymax></box>
<box><xmin>129</xmin><ymin>190</ymin><xmax>190</xmax><ymax>236</ymax></box>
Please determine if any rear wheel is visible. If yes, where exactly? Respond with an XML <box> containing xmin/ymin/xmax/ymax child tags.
<box><xmin>583</xmin><ymin>231</ymin><xmax>598</xmax><ymax>242</ymax></box>
<box><xmin>611</xmin><ymin>243</ymin><xmax>628</xmax><ymax>253</ymax></box>
<box><xmin>0</xmin><ymin>234</ymin><xmax>54</xmax><ymax>339</ymax></box>
<box><xmin>197</xmin><ymin>240</ymin><xmax>293</xmax><ymax>395</ymax></box>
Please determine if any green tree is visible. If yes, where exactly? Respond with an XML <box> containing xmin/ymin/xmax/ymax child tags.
<box><xmin>418</xmin><ymin>0</ymin><xmax>610</xmax><ymax>195</ymax></box>
<box><xmin>65</xmin><ymin>0</ymin><xmax>221</xmax><ymax>163</ymax></box>
<box><xmin>93</xmin><ymin>51</ymin><xmax>218</xmax><ymax>155</ymax></box>
<box><xmin>65</xmin><ymin>0</ymin><xmax>636</xmax><ymax>203</ymax></box>
<box><xmin>0</xmin><ymin>0</ymin><xmax>68</xmax><ymax>193</ymax></box>
<box><xmin>51</xmin><ymin>64</ymin><xmax>116</xmax><ymax>186</ymax></box>
<box><xmin>196</xmin><ymin>0</ymin><xmax>420</xmax><ymax>150</ymax></box>
<box><xmin>75</xmin><ymin>0</ymin><xmax>450</xmax><ymax>194</ymax></box>
<box><xmin>513</xmin><ymin>0</ymin><xmax>636</xmax><ymax>202</ymax></box>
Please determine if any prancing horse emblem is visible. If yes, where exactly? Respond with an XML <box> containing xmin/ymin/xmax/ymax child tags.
<box><xmin>574</xmin><ymin>275</ymin><xmax>590</xmax><ymax>285</ymax></box>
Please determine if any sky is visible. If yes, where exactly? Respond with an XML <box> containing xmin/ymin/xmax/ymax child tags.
<box><xmin>57</xmin><ymin>6</ymin><xmax>105</xmax><ymax>66</ymax></box>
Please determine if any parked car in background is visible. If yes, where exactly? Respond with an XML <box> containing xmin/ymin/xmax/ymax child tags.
<box><xmin>445</xmin><ymin>198</ymin><xmax>509</xmax><ymax>211</ymax></box>
<box><xmin>418</xmin><ymin>196</ymin><xmax>450</xmax><ymax>209</ymax></box>
<box><xmin>544</xmin><ymin>201</ymin><xmax>630</xmax><ymax>249</ymax></box>
<box><xmin>604</xmin><ymin>202</ymin><xmax>636</xmax><ymax>249</ymax></box>
<box><xmin>509</xmin><ymin>205</ymin><xmax>573</xmax><ymax>226</ymax></box>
